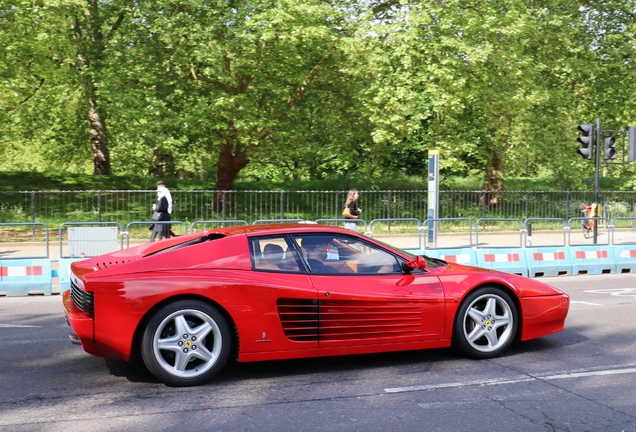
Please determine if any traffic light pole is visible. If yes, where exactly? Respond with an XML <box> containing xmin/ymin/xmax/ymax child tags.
<box><xmin>593</xmin><ymin>117</ymin><xmax>600</xmax><ymax>244</ymax></box>
<box><xmin>576</xmin><ymin>118</ymin><xmax>636</xmax><ymax>244</ymax></box>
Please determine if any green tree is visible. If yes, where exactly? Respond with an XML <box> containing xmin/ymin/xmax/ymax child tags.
<box><xmin>0</xmin><ymin>0</ymin><xmax>139</xmax><ymax>175</ymax></box>
<box><xmin>0</xmin><ymin>1</ymin><xmax>90</xmax><ymax>172</ymax></box>
<box><xmin>2</xmin><ymin>0</ymin><xmax>636</xmax><ymax>191</ymax></box>
<box><xmin>110</xmin><ymin>0</ymin><xmax>405</xmax><ymax>189</ymax></box>
<box><xmin>350</xmin><ymin>0</ymin><xmax>604</xmax><ymax>190</ymax></box>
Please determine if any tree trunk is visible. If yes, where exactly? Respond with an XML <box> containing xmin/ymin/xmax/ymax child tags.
<box><xmin>484</xmin><ymin>148</ymin><xmax>504</xmax><ymax>191</ymax></box>
<box><xmin>211</xmin><ymin>139</ymin><xmax>249</xmax><ymax>214</ymax></box>
<box><xmin>87</xmin><ymin>92</ymin><xmax>111</xmax><ymax>175</ymax></box>
<box><xmin>214</xmin><ymin>121</ymin><xmax>250</xmax><ymax>190</ymax></box>
<box><xmin>481</xmin><ymin>146</ymin><xmax>504</xmax><ymax>208</ymax></box>
<box><xmin>148</xmin><ymin>146</ymin><xmax>175</xmax><ymax>178</ymax></box>
<box><xmin>74</xmin><ymin>0</ymin><xmax>114</xmax><ymax>176</ymax></box>
<box><xmin>215</xmin><ymin>144</ymin><xmax>248</xmax><ymax>190</ymax></box>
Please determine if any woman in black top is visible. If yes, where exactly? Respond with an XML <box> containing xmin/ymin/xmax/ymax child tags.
<box><xmin>343</xmin><ymin>189</ymin><xmax>361</xmax><ymax>232</ymax></box>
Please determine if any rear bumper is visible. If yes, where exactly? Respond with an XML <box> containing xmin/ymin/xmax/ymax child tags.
<box><xmin>64</xmin><ymin>290</ymin><xmax>109</xmax><ymax>357</ymax></box>
<box><xmin>64</xmin><ymin>290</ymin><xmax>94</xmax><ymax>343</ymax></box>
<box><xmin>68</xmin><ymin>331</ymin><xmax>82</xmax><ymax>345</ymax></box>
<box><xmin>64</xmin><ymin>298</ymin><xmax>82</xmax><ymax>344</ymax></box>
<box><xmin>63</xmin><ymin>290</ymin><xmax>131</xmax><ymax>360</ymax></box>
<box><xmin>520</xmin><ymin>293</ymin><xmax>570</xmax><ymax>341</ymax></box>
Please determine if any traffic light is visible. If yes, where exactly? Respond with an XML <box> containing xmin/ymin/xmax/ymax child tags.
<box><xmin>629</xmin><ymin>126</ymin><xmax>636</xmax><ymax>162</ymax></box>
<box><xmin>603</xmin><ymin>136</ymin><xmax>617</xmax><ymax>159</ymax></box>
<box><xmin>577</xmin><ymin>123</ymin><xmax>594</xmax><ymax>160</ymax></box>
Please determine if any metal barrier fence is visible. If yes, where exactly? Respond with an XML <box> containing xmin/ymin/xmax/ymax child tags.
<box><xmin>190</xmin><ymin>220</ymin><xmax>249</xmax><ymax>232</ymax></box>
<box><xmin>124</xmin><ymin>221</ymin><xmax>188</xmax><ymax>248</ymax></box>
<box><xmin>4</xmin><ymin>217</ymin><xmax>636</xmax><ymax>297</ymax></box>
<box><xmin>367</xmin><ymin>218</ymin><xmax>423</xmax><ymax>249</ymax></box>
<box><xmin>0</xmin><ymin>223</ymin><xmax>49</xmax><ymax>259</ymax></box>
<box><xmin>3</xmin><ymin>189</ymin><xmax>636</xmax><ymax>230</ymax></box>
<box><xmin>421</xmin><ymin>217</ymin><xmax>473</xmax><ymax>249</ymax></box>
<box><xmin>2</xmin><ymin>217</ymin><xmax>636</xmax><ymax>262</ymax></box>
<box><xmin>567</xmin><ymin>217</ymin><xmax>611</xmax><ymax>247</ymax></box>
<box><xmin>476</xmin><ymin>218</ymin><xmax>525</xmax><ymax>248</ymax></box>
<box><xmin>252</xmin><ymin>218</ymin><xmax>306</xmax><ymax>224</ymax></box>
<box><xmin>59</xmin><ymin>222</ymin><xmax>124</xmax><ymax>259</ymax></box>
<box><xmin>314</xmin><ymin>218</ymin><xmax>368</xmax><ymax>233</ymax></box>
<box><xmin>524</xmin><ymin>218</ymin><xmax>567</xmax><ymax>247</ymax></box>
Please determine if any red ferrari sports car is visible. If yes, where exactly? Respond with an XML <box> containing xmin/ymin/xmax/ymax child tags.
<box><xmin>64</xmin><ymin>224</ymin><xmax>569</xmax><ymax>387</ymax></box>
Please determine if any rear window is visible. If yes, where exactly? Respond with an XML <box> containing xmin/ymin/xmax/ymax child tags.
<box><xmin>250</xmin><ymin>236</ymin><xmax>302</xmax><ymax>272</ymax></box>
<box><xmin>148</xmin><ymin>233</ymin><xmax>227</xmax><ymax>256</ymax></box>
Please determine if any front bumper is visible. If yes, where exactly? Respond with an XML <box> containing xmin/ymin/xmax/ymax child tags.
<box><xmin>519</xmin><ymin>293</ymin><xmax>570</xmax><ymax>341</ymax></box>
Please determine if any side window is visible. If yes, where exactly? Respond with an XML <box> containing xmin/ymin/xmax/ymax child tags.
<box><xmin>331</xmin><ymin>236</ymin><xmax>401</xmax><ymax>274</ymax></box>
<box><xmin>293</xmin><ymin>235</ymin><xmax>339</xmax><ymax>274</ymax></box>
<box><xmin>293</xmin><ymin>234</ymin><xmax>400</xmax><ymax>275</ymax></box>
<box><xmin>250</xmin><ymin>237</ymin><xmax>301</xmax><ymax>272</ymax></box>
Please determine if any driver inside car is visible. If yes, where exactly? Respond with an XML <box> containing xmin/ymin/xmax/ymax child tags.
<box><xmin>302</xmin><ymin>236</ymin><xmax>338</xmax><ymax>274</ymax></box>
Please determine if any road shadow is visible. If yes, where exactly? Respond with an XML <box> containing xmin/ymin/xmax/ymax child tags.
<box><xmin>104</xmin><ymin>358</ymin><xmax>160</xmax><ymax>384</ymax></box>
<box><xmin>103</xmin><ymin>348</ymin><xmax>462</xmax><ymax>385</ymax></box>
<box><xmin>102</xmin><ymin>330</ymin><xmax>587</xmax><ymax>386</ymax></box>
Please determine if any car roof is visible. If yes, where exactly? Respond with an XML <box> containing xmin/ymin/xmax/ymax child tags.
<box><xmin>209</xmin><ymin>223</ymin><xmax>353</xmax><ymax>237</ymax></box>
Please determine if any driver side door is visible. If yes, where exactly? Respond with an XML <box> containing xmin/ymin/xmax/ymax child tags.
<box><xmin>302</xmin><ymin>235</ymin><xmax>446</xmax><ymax>349</ymax></box>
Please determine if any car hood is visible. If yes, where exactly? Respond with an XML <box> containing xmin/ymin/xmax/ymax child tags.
<box><xmin>435</xmin><ymin>261</ymin><xmax>567</xmax><ymax>298</ymax></box>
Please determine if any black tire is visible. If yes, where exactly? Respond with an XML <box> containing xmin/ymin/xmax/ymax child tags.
<box><xmin>453</xmin><ymin>287</ymin><xmax>518</xmax><ymax>359</ymax></box>
<box><xmin>141</xmin><ymin>300</ymin><xmax>231</xmax><ymax>387</ymax></box>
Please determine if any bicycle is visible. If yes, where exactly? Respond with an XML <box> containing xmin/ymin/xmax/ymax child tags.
<box><xmin>581</xmin><ymin>203</ymin><xmax>594</xmax><ymax>239</ymax></box>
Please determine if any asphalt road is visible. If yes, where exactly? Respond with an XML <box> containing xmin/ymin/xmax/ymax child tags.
<box><xmin>1</xmin><ymin>274</ymin><xmax>636</xmax><ymax>431</ymax></box>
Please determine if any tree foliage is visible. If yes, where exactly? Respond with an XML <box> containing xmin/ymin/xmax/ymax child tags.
<box><xmin>1</xmin><ymin>0</ymin><xmax>636</xmax><ymax>190</ymax></box>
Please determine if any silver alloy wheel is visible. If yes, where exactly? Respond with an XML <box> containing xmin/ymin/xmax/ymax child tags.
<box><xmin>152</xmin><ymin>308</ymin><xmax>223</xmax><ymax>379</ymax></box>
<box><xmin>461</xmin><ymin>293</ymin><xmax>514</xmax><ymax>353</ymax></box>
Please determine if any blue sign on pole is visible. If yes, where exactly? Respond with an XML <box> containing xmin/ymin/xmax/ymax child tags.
<box><xmin>428</xmin><ymin>150</ymin><xmax>439</xmax><ymax>245</ymax></box>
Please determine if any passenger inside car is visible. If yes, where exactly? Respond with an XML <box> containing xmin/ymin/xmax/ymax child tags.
<box><xmin>252</xmin><ymin>240</ymin><xmax>302</xmax><ymax>272</ymax></box>
<box><xmin>263</xmin><ymin>243</ymin><xmax>284</xmax><ymax>266</ymax></box>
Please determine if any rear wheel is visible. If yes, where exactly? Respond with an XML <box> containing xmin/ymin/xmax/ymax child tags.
<box><xmin>141</xmin><ymin>300</ymin><xmax>231</xmax><ymax>387</ymax></box>
<box><xmin>453</xmin><ymin>287</ymin><xmax>518</xmax><ymax>359</ymax></box>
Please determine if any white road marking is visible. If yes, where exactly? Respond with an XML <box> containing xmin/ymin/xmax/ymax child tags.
<box><xmin>0</xmin><ymin>323</ymin><xmax>41</xmax><ymax>328</ymax></box>
<box><xmin>570</xmin><ymin>301</ymin><xmax>602</xmax><ymax>306</ymax></box>
<box><xmin>584</xmin><ymin>288</ymin><xmax>636</xmax><ymax>297</ymax></box>
<box><xmin>545</xmin><ymin>368</ymin><xmax>636</xmax><ymax>380</ymax></box>
<box><xmin>384</xmin><ymin>365</ymin><xmax>636</xmax><ymax>393</ymax></box>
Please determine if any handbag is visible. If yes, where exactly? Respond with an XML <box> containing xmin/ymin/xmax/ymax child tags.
<box><xmin>152</xmin><ymin>211</ymin><xmax>161</xmax><ymax>221</ymax></box>
<box><xmin>342</xmin><ymin>207</ymin><xmax>358</xmax><ymax>219</ymax></box>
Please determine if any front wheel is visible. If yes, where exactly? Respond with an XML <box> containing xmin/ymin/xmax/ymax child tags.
<box><xmin>453</xmin><ymin>287</ymin><xmax>518</xmax><ymax>359</ymax></box>
<box><xmin>141</xmin><ymin>300</ymin><xmax>231</xmax><ymax>387</ymax></box>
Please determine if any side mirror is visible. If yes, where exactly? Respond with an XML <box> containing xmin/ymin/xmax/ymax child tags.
<box><xmin>401</xmin><ymin>262</ymin><xmax>413</xmax><ymax>274</ymax></box>
<box><xmin>404</xmin><ymin>255</ymin><xmax>428</xmax><ymax>272</ymax></box>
